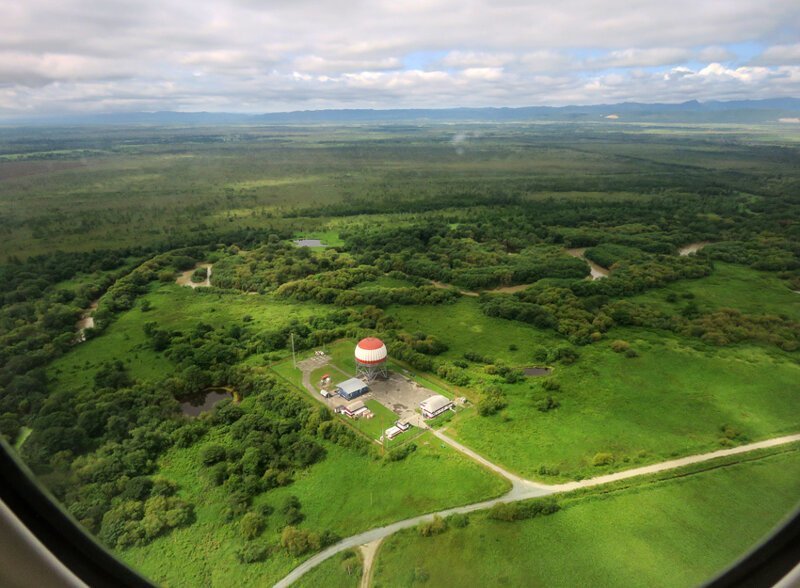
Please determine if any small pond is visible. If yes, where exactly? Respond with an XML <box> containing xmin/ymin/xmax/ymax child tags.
<box><xmin>180</xmin><ymin>388</ymin><xmax>233</xmax><ymax>416</ymax></box>
<box><xmin>523</xmin><ymin>367</ymin><xmax>552</xmax><ymax>377</ymax></box>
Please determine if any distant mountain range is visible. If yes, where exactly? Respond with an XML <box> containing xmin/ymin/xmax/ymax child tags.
<box><xmin>6</xmin><ymin>98</ymin><xmax>800</xmax><ymax>125</ymax></box>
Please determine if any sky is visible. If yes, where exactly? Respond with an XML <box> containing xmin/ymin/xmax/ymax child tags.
<box><xmin>1</xmin><ymin>0</ymin><xmax>799</xmax><ymax>115</ymax></box>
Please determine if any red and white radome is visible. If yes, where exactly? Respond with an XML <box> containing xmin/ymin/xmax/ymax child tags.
<box><xmin>355</xmin><ymin>337</ymin><xmax>387</xmax><ymax>365</ymax></box>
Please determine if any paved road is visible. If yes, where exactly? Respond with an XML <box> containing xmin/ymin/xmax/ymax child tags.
<box><xmin>546</xmin><ymin>433</ymin><xmax>800</xmax><ymax>493</ymax></box>
<box><xmin>273</xmin><ymin>432</ymin><xmax>800</xmax><ymax>587</ymax></box>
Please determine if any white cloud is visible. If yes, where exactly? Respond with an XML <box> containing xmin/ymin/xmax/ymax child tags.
<box><xmin>588</xmin><ymin>48</ymin><xmax>693</xmax><ymax>69</ymax></box>
<box><xmin>0</xmin><ymin>0</ymin><xmax>798</xmax><ymax>114</ymax></box>
<box><xmin>697</xmin><ymin>46</ymin><xmax>736</xmax><ymax>63</ymax></box>
<box><xmin>292</xmin><ymin>55</ymin><xmax>403</xmax><ymax>74</ymax></box>
<box><xmin>440</xmin><ymin>51</ymin><xmax>514</xmax><ymax>68</ymax></box>
<box><xmin>753</xmin><ymin>43</ymin><xmax>800</xmax><ymax>65</ymax></box>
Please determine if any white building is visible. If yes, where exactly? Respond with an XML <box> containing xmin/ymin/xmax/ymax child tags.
<box><xmin>420</xmin><ymin>394</ymin><xmax>454</xmax><ymax>419</ymax></box>
<box><xmin>339</xmin><ymin>400</ymin><xmax>368</xmax><ymax>418</ymax></box>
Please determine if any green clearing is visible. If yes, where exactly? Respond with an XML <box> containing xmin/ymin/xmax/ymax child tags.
<box><xmin>388</xmin><ymin>298</ymin><xmax>565</xmax><ymax>368</ymax></box>
<box><xmin>121</xmin><ymin>429</ymin><xmax>509</xmax><ymax>587</ymax></box>
<box><xmin>49</xmin><ymin>283</ymin><xmax>325</xmax><ymax>391</ymax></box>
<box><xmin>630</xmin><ymin>262</ymin><xmax>800</xmax><ymax>321</ymax></box>
<box><xmin>293</xmin><ymin>230</ymin><xmax>345</xmax><ymax>247</ymax></box>
<box><xmin>354</xmin><ymin>399</ymin><xmax>400</xmax><ymax>441</ymax></box>
<box><xmin>390</xmin><ymin>299</ymin><xmax>800</xmax><ymax>480</ymax></box>
<box><xmin>372</xmin><ymin>447</ymin><xmax>800</xmax><ymax>588</ymax></box>
<box><xmin>355</xmin><ymin>276</ymin><xmax>416</xmax><ymax>289</ymax></box>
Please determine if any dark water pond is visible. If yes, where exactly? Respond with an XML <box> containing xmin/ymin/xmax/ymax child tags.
<box><xmin>523</xmin><ymin>367</ymin><xmax>552</xmax><ymax>377</ymax></box>
<box><xmin>180</xmin><ymin>389</ymin><xmax>232</xmax><ymax>416</ymax></box>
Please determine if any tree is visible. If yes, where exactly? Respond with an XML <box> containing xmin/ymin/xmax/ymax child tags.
<box><xmin>280</xmin><ymin>526</ymin><xmax>320</xmax><ymax>557</ymax></box>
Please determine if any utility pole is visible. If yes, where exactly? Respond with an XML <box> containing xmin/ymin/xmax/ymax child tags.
<box><xmin>381</xmin><ymin>415</ymin><xmax>388</xmax><ymax>456</ymax></box>
<box><xmin>291</xmin><ymin>332</ymin><xmax>296</xmax><ymax>368</ymax></box>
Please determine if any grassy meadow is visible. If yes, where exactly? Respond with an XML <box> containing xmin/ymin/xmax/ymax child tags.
<box><xmin>629</xmin><ymin>261</ymin><xmax>800</xmax><ymax>321</ymax></box>
<box><xmin>121</xmin><ymin>428</ymin><xmax>509</xmax><ymax>587</ymax></box>
<box><xmin>391</xmin><ymin>298</ymin><xmax>800</xmax><ymax>480</ymax></box>
<box><xmin>371</xmin><ymin>446</ymin><xmax>800</xmax><ymax>588</ymax></box>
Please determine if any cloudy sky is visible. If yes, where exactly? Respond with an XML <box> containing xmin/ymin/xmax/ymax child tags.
<box><xmin>1</xmin><ymin>0</ymin><xmax>799</xmax><ymax>115</ymax></box>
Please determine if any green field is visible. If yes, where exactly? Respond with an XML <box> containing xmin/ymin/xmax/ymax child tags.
<box><xmin>372</xmin><ymin>447</ymin><xmax>800</xmax><ymax>588</ymax></box>
<box><xmin>293</xmin><ymin>230</ymin><xmax>345</xmax><ymax>248</ymax></box>
<box><xmin>630</xmin><ymin>262</ymin><xmax>800</xmax><ymax>321</ymax></box>
<box><xmin>49</xmin><ymin>282</ymin><xmax>325</xmax><ymax>391</ymax></box>
<box><xmin>391</xmin><ymin>298</ymin><xmax>800</xmax><ymax>480</ymax></box>
<box><xmin>121</xmin><ymin>429</ymin><xmax>509</xmax><ymax>586</ymax></box>
<box><xmin>389</xmin><ymin>298</ymin><xmax>565</xmax><ymax>368</ymax></box>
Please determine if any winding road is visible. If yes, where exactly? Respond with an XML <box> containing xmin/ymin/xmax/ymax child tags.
<box><xmin>274</xmin><ymin>428</ymin><xmax>800</xmax><ymax>587</ymax></box>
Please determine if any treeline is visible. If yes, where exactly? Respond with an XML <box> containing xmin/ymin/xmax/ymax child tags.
<box><xmin>475</xmin><ymin>250</ymin><xmax>798</xmax><ymax>351</ymax></box>
<box><xmin>345</xmin><ymin>223</ymin><xmax>589</xmax><ymax>290</ymax></box>
<box><xmin>608</xmin><ymin>301</ymin><xmax>800</xmax><ymax>351</ymax></box>
<box><xmin>568</xmin><ymin>255</ymin><xmax>713</xmax><ymax>298</ymax></box>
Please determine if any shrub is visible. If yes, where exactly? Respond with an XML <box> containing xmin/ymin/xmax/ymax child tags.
<box><xmin>550</xmin><ymin>345</ymin><xmax>579</xmax><ymax>364</ymax></box>
<box><xmin>537</xmin><ymin>465</ymin><xmax>560</xmax><ymax>477</ymax></box>
<box><xmin>464</xmin><ymin>351</ymin><xmax>492</xmax><ymax>364</ymax></box>
<box><xmin>240</xmin><ymin>512</ymin><xmax>266</xmax><ymax>540</ymax></box>
<box><xmin>414</xmin><ymin>567</ymin><xmax>430</xmax><ymax>583</ymax></box>
<box><xmin>610</xmin><ymin>340</ymin><xmax>630</xmax><ymax>353</ymax></box>
<box><xmin>191</xmin><ymin>267</ymin><xmax>208</xmax><ymax>283</ymax></box>
<box><xmin>418</xmin><ymin>515</ymin><xmax>447</xmax><ymax>537</ymax></box>
<box><xmin>536</xmin><ymin>396</ymin><xmax>560</xmax><ymax>412</ymax></box>
<box><xmin>385</xmin><ymin>442</ymin><xmax>417</xmax><ymax>462</ymax></box>
<box><xmin>236</xmin><ymin>543</ymin><xmax>269</xmax><ymax>563</ymax></box>
<box><xmin>477</xmin><ymin>385</ymin><xmax>507</xmax><ymax>417</ymax></box>
<box><xmin>255</xmin><ymin>503</ymin><xmax>274</xmax><ymax>518</ymax></box>
<box><xmin>120</xmin><ymin>476</ymin><xmax>153</xmax><ymax>501</ymax></box>
<box><xmin>719</xmin><ymin>424</ymin><xmax>748</xmax><ymax>446</ymax></box>
<box><xmin>592</xmin><ymin>452</ymin><xmax>614</xmax><ymax>466</ymax></box>
<box><xmin>281</xmin><ymin>495</ymin><xmax>304</xmax><ymax>525</ymax></box>
<box><xmin>150</xmin><ymin>478</ymin><xmax>178</xmax><ymax>497</ymax></box>
<box><xmin>541</xmin><ymin>379</ymin><xmax>561</xmax><ymax>391</ymax></box>
<box><xmin>280</xmin><ymin>526</ymin><xmax>320</xmax><ymax>557</ymax></box>
<box><xmin>200</xmin><ymin>444</ymin><xmax>227</xmax><ymax>466</ymax></box>
<box><xmin>624</xmin><ymin>348</ymin><xmax>639</xmax><ymax>358</ymax></box>
<box><xmin>446</xmin><ymin>513</ymin><xmax>469</xmax><ymax>528</ymax></box>
<box><xmin>206</xmin><ymin>462</ymin><xmax>228</xmax><ymax>486</ymax></box>
<box><xmin>340</xmin><ymin>549</ymin><xmax>363</xmax><ymax>577</ymax></box>
<box><xmin>487</xmin><ymin>498</ymin><xmax>560</xmax><ymax>521</ymax></box>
